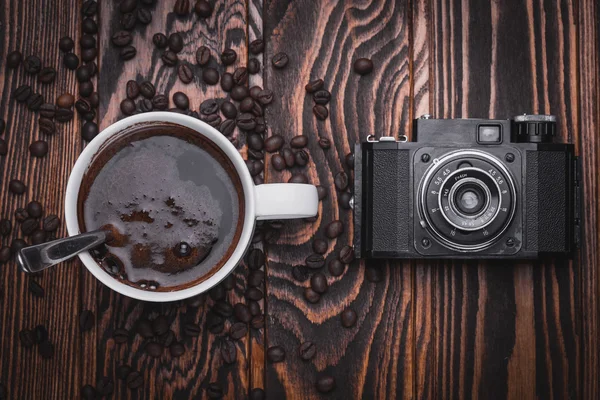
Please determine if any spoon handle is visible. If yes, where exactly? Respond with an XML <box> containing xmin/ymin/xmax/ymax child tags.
<box><xmin>17</xmin><ymin>230</ymin><xmax>108</xmax><ymax>273</ymax></box>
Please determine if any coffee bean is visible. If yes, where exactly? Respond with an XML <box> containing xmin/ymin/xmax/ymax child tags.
<box><xmin>39</xmin><ymin>341</ymin><xmax>54</xmax><ymax>359</ymax></box>
<box><xmin>38</xmin><ymin>118</ymin><xmax>55</xmax><ymax>136</ymax></box>
<box><xmin>277</xmin><ymin>148</ymin><xmax>294</xmax><ymax>168</ymax></box>
<box><xmin>134</xmin><ymin>319</ymin><xmax>153</xmax><ymax>339</ymax></box>
<box><xmin>82</xmin><ymin>17</ymin><xmax>98</xmax><ymax>34</ymax></box>
<box><xmin>306</xmin><ymin>253</ymin><xmax>325</xmax><ymax>269</ymax></box>
<box><xmin>246</xmin><ymin>159</ymin><xmax>262</xmax><ymax>176</ymax></box>
<box><xmin>200</xmin><ymin>114</ymin><xmax>221</xmax><ymax>128</ymax></box>
<box><xmin>229</xmin><ymin>322</ymin><xmax>247</xmax><ymax>340</ymax></box>
<box><xmin>194</xmin><ymin>0</ymin><xmax>213</xmax><ymax>17</ymax></box>
<box><xmin>38</xmin><ymin>104</ymin><xmax>55</xmax><ymax>119</ymax></box>
<box><xmin>248</xmin><ymin>148</ymin><xmax>264</xmax><ymax>160</ymax></box>
<box><xmin>23</xmin><ymin>55</ymin><xmax>41</xmax><ymax>74</ymax></box>
<box><xmin>256</xmin><ymin>89</ymin><xmax>273</xmax><ymax>105</ymax></box>
<box><xmin>13</xmin><ymin>85</ymin><xmax>32</xmax><ymax>103</ymax></box>
<box><xmin>313</xmin><ymin>89</ymin><xmax>331</xmax><ymax>105</ymax></box>
<box><xmin>203</xmin><ymin>67</ymin><xmax>220</xmax><ymax>85</ymax></box>
<box><xmin>221</xmin><ymin>49</ymin><xmax>237</xmax><ymax>65</ymax></box>
<box><xmin>139</xmin><ymin>81</ymin><xmax>156</xmax><ymax>99</ymax></box>
<box><xmin>199</xmin><ymin>99</ymin><xmax>218</xmax><ymax>115</ymax></box>
<box><xmin>219</xmin><ymin>72</ymin><xmax>234</xmax><ymax>92</ymax></box>
<box><xmin>233</xmin><ymin>303</ymin><xmax>252</xmax><ymax>323</ymax></box>
<box><xmin>75</xmin><ymin>65</ymin><xmax>91</xmax><ymax>83</ymax></box>
<box><xmin>328</xmin><ymin>258</ymin><xmax>345</xmax><ymax>276</ymax></box>
<box><xmin>237</xmin><ymin>113</ymin><xmax>256</xmax><ymax>130</ymax></box>
<box><xmin>288</xmin><ymin>173</ymin><xmax>308</xmax><ymax>184</ymax></box>
<box><xmin>231</xmin><ymin>85</ymin><xmax>249</xmax><ymax>101</ymax></box>
<box><xmin>119</xmin><ymin>0</ymin><xmax>137</xmax><ymax>13</ymax></box>
<box><xmin>251</xmin><ymin>315</ymin><xmax>265</xmax><ymax>330</ymax></box>
<box><xmin>213</xmin><ymin>300</ymin><xmax>234</xmax><ymax>317</ymax></box>
<box><xmin>34</xmin><ymin>325</ymin><xmax>48</xmax><ymax>343</ymax></box>
<box><xmin>207</xmin><ymin>312</ymin><xmax>225</xmax><ymax>334</ymax></box>
<box><xmin>29</xmin><ymin>279</ymin><xmax>44</xmax><ymax>297</ymax></box>
<box><xmin>249</xmin><ymin>39</ymin><xmax>264</xmax><ymax>54</ymax></box>
<box><xmin>120</xmin><ymin>46</ymin><xmax>137</xmax><ymax>61</ymax></box>
<box><xmin>183</xmin><ymin>322</ymin><xmax>200</xmax><ymax>337</ymax></box>
<box><xmin>311</xmin><ymin>239</ymin><xmax>328</xmax><ymax>255</ymax></box>
<box><xmin>263</xmin><ymin>135</ymin><xmax>283</xmax><ymax>153</ymax></box>
<box><xmin>339</xmin><ymin>191</ymin><xmax>352</xmax><ymax>209</ymax></box>
<box><xmin>80</xmin><ymin>384</ymin><xmax>96</xmax><ymax>399</ymax></box>
<box><xmin>160</xmin><ymin>330</ymin><xmax>175</xmax><ymax>347</ymax></box>
<box><xmin>247</xmin><ymin>86</ymin><xmax>260</xmax><ymax>100</ymax></box>
<box><xmin>110</xmin><ymin>327</ymin><xmax>128</xmax><ymax>344</ymax></box>
<box><xmin>248</xmin><ymin>300</ymin><xmax>261</xmax><ymax>316</ymax></box>
<box><xmin>245</xmin><ymin>287</ymin><xmax>263</xmax><ymax>301</ymax></box>
<box><xmin>170</xmin><ymin>342</ymin><xmax>185</xmax><ymax>357</ymax></box>
<box><xmin>15</xmin><ymin>208</ymin><xmax>29</xmax><ymax>222</ymax></box>
<box><xmin>42</xmin><ymin>215</ymin><xmax>60</xmax><ymax>232</ymax></box>
<box><xmin>126</xmin><ymin>371</ymin><xmax>143</xmax><ymax>389</ymax></box>
<box><xmin>174</xmin><ymin>0</ymin><xmax>190</xmax><ymax>16</ymax></box>
<box><xmin>195</xmin><ymin>46</ymin><xmax>211</xmax><ymax>66</ymax></box>
<box><xmin>316</xmin><ymin>375</ymin><xmax>336</xmax><ymax>393</ymax></box>
<box><xmin>75</xmin><ymin>99</ymin><xmax>90</xmax><ymax>115</ymax></box>
<box><xmin>247</xmin><ymin>248</ymin><xmax>265</xmax><ymax>269</ymax></box>
<box><xmin>248</xmin><ymin>269</ymin><xmax>264</xmax><ymax>287</ymax></box>
<box><xmin>31</xmin><ymin>230</ymin><xmax>46</xmax><ymax>245</ymax></box>
<box><xmin>26</xmin><ymin>93</ymin><xmax>44</xmax><ymax>111</ymax></box>
<box><xmin>171</xmin><ymin>92</ymin><xmax>188</xmax><ymax>110</ymax></box>
<box><xmin>316</xmin><ymin>138</ymin><xmax>331</xmax><ymax>151</ymax></box>
<box><xmin>55</xmin><ymin>107</ymin><xmax>74</xmax><ymax>122</ymax></box>
<box><xmin>9</xmin><ymin>179</ymin><xmax>26</xmax><ymax>195</ymax></box>
<box><xmin>325</xmin><ymin>220</ymin><xmax>344</xmax><ymax>239</ymax></box>
<box><xmin>354</xmin><ymin>57</ymin><xmax>374</xmax><ymax>75</ymax></box>
<box><xmin>267</xmin><ymin>346</ymin><xmax>285</xmax><ymax>363</ymax></box>
<box><xmin>120</xmin><ymin>98</ymin><xmax>136</xmax><ymax>115</ymax></box>
<box><xmin>152</xmin><ymin>94</ymin><xmax>169</xmax><ymax>110</ymax></box>
<box><xmin>145</xmin><ymin>342</ymin><xmax>163</xmax><ymax>358</ymax></box>
<box><xmin>341</xmin><ymin>308</ymin><xmax>357</xmax><ymax>327</ymax></box>
<box><xmin>295</xmin><ymin>150</ymin><xmax>309</xmax><ymax>167</ymax></box>
<box><xmin>339</xmin><ymin>245</ymin><xmax>355</xmax><ymax>264</ymax></box>
<box><xmin>112</xmin><ymin>30</ymin><xmax>132</xmax><ymax>47</ymax></box>
<box><xmin>82</xmin><ymin>0</ymin><xmax>98</xmax><ymax>16</ymax></box>
<box><xmin>116</xmin><ymin>365</ymin><xmax>132</xmax><ymax>380</ymax></box>
<box><xmin>86</xmin><ymin>61</ymin><xmax>98</xmax><ymax>78</ymax></box>
<box><xmin>153</xmin><ymin>33</ymin><xmax>168</xmax><ymax>48</ymax></box>
<box><xmin>80</xmin><ymin>81</ymin><xmax>94</xmax><ymax>97</ymax></box>
<box><xmin>38</xmin><ymin>67</ymin><xmax>56</xmax><ymax>84</ymax></box>
<box><xmin>26</xmin><ymin>201</ymin><xmax>43</xmax><ymax>218</ymax></box>
<box><xmin>272</xmin><ymin>52</ymin><xmax>289</xmax><ymax>69</ymax></box>
<box><xmin>177</xmin><ymin>63</ymin><xmax>194</xmax><ymax>83</ymax></box>
<box><xmin>138</xmin><ymin>98</ymin><xmax>153</xmax><ymax>113</ymax></box>
<box><xmin>7</xmin><ymin>50</ymin><xmax>22</xmax><ymax>68</ymax></box>
<box><xmin>168</xmin><ymin>33</ymin><xmax>184</xmax><ymax>53</ymax></box>
<box><xmin>311</xmin><ymin>186</ymin><xmax>326</xmax><ymax>202</ymax></box>
<box><xmin>210</xmin><ymin>284</ymin><xmax>226</xmax><ymax>300</ymax></box>
<box><xmin>334</xmin><ymin>171</ymin><xmax>349</xmax><ymax>191</ymax></box>
<box><xmin>0</xmin><ymin>219</ymin><xmax>11</xmax><ymax>237</ymax></box>
<box><xmin>288</xmin><ymin>265</ymin><xmax>308</xmax><ymax>283</ymax></box>
<box><xmin>79</xmin><ymin>310</ymin><xmax>94</xmax><ymax>332</ymax></box>
<box><xmin>305</xmin><ymin>79</ymin><xmax>324</xmax><ymax>93</ymax></box>
<box><xmin>310</xmin><ymin>272</ymin><xmax>328</xmax><ymax>293</ymax></box>
<box><xmin>63</xmin><ymin>53</ymin><xmax>79</xmax><ymax>70</ymax></box>
<box><xmin>19</xmin><ymin>329</ymin><xmax>36</xmax><ymax>348</ymax></box>
<box><xmin>232</xmin><ymin>67</ymin><xmax>248</xmax><ymax>85</ymax></box>
<box><xmin>289</xmin><ymin>135</ymin><xmax>308</xmax><ymax>148</ymax></box>
<box><xmin>137</xmin><ymin>8</ymin><xmax>152</xmax><ymax>24</ymax></box>
<box><xmin>152</xmin><ymin>315</ymin><xmax>169</xmax><ymax>336</ymax></box>
<box><xmin>218</xmin><ymin>101</ymin><xmax>236</xmax><ymax>119</ymax></box>
<box><xmin>206</xmin><ymin>383</ymin><xmax>223</xmax><ymax>399</ymax></box>
<box><xmin>120</xmin><ymin>12</ymin><xmax>136</xmax><ymax>30</ymax></box>
<box><xmin>313</xmin><ymin>105</ymin><xmax>329</xmax><ymax>120</ymax></box>
<box><xmin>299</xmin><ymin>341</ymin><xmax>316</xmax><ymax>361</ymax></box>
<box><xmin>269</xmin><ymin>154</ymin><xmax>284</xmax><ymax>171</ymax></box>
<box><xmin>0</xmin><ymin>139</ymin><xmax>6</xmax><ymax>156</ymax></box>
<box><xmin>11</xmin><ymin>238</ymin><xmax>27</xmax><ymax>254</ymax></box>
<box><xmin>249</xmin><ymin>388</ymin><xmax>265</xmax><ymax>400</ymax></box>
<box><xmin>57</xmin><ymin>93</ymin><xmax>75</xmax><ymax>108</ymax></box>
<box><xmin>80</xmin><ymin>34</ymin><xmax>96</xmax><ymax>49</ymax></box>
<box><xmin>248</xmin><ymin>58</ymin><xmax>260</xmax><ymax>74</ymax></box>
<box><xmin>345</xmin><ymin>152</ymin><xmax>355</xmax><ymax>169</ymax></box>
<box><xmin>218</xmin><ymin>119</ymin><xmax>235</xmax><ymax>136</ymax></box>
<box><xmin>304</xmin><ymin>287</ymin><xmax>320</xmax><ymax>303</ymax></box>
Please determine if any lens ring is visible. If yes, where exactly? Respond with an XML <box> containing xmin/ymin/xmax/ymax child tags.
<box><xmin>451</xmin><ymin>181</ymin><xmax>488</xmax><ymax>216</ymax></box>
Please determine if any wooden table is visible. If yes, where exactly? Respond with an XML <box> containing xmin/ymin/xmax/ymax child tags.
<box><xmin>0</xmin><ymin>0</ymin><xmax>598</xmax><ymax>398</ymax></box>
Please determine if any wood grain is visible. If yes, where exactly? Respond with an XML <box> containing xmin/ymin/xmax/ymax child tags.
<box><xmin>96</xmin><ymin>1</ymin><xmax>251</xmax><ymax>398</ymax></box>
<box><xmin>0</xmin><ymin>0</ymin><xmax>91</xmax><ymax>398</ymax></box>
<box><xmin>263</xmin><ymin>0</ymin><xmax>414</xmax><ymax>398</ymax></box>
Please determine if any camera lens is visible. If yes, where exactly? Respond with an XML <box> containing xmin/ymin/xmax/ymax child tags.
<box><xmin>453</xmin><ymin>182</ymin><xmax>486</xmax><ymax>215</ymax></box>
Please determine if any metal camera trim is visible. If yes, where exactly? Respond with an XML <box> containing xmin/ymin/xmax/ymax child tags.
<box><xmin>444</xmin><ymin>173</ymin><xmax>497</xmax><ymax>231</ymax></box>
<box><xmin>418</xmin><ymin>149</ymin><xmax>517</xmax><ymax>251</ymax></box>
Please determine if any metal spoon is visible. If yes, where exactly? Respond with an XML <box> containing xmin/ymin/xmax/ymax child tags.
<box><xmin>17</xmin><ymin>230</ymin><xmax>108</xmax><ymax>274</ymax></box>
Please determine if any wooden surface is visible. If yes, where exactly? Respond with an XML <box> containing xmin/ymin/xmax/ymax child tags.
<box><xmin>0</xmin><ymin>0</ymin><xmax>598</xmax><ymax>399</ymax></box>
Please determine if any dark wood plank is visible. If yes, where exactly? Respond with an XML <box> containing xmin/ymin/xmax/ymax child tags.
<box><xmin>95</xmin><ymin>1</ymin><xmax>252</xmax><ymax>398</ymax></box>
<box><xmin>0</xmin><ymin>0</ymin><xmax>91</xmax><ymax>398</ymax></box>
<box><xmin>263</xmin><ymin>0</ymin><xmax>413</xmax><ymax>398</ymax></box>
<box><xmin>423</xmin><ymin>0</ymin><xmax>581</xmax><ymax>398</ymax></box>
<box><xmin>578</xmin><ymin>0</ymin><xmax>600</xmax><ymax>398</ymax></box>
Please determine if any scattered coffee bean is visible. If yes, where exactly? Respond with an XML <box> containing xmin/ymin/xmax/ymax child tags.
<box><xmin>232</xmin><ymin>303</ymin><xmax>251</xmax><ymax>323</ymax></box>
<box><xmin>173</xmin><ymin>92</ymin><xmax>189</xmax><ymax>109</ymax></box>
<box><xmin>325</xmin><ymin>220</ymin><xmax>344</xmax><ymax>239</ymax></box>
<box><xmin>43</xmin><ymin>215</ymin><xmax>60</xmax><ymax>231</ymax></box>
<box><xmin>247</xmin><ymin>248</ymin><xmax>265</xmax><ymax>269</ymax></box>
<box><xmin>247</xmin><ymin>269</ymin><xmax>264</xmax><ymax>288</ymax></box>
<box><xmin>139</xmin><ymin>81</ymin><xmax>156</xmax><ymax>99</ymax></box>
<box><xmin>15</xmin><ymin>208</ymin><xmax>29</xmax><ymax>222</ymax></box>
<box><xmin>272</xmin><ymin>52</ymin><xmax>289</xmax><ymax>69</ymax></box>
<box><xmin>0</xmin><ymin>118</ymin><xmax>5</xmax><ymax>135</ymax></box>
<box><xmin>168</xmin><ymin>33</ymin><xmax>184</xmax><ymax>53</ymax></box>
<box><xmin>290</xmin><ymin>135</ymin><xmax>308</xmax><ymax>148</ymax></box>
<box><xmin>120</xmin><ymin>46</ymin><xmax>137</xmax><ymax>61</ymax></box>
<box><xmin>170</xmin><ymin>342</ymin><xmax>185</xmax><ymax>357</ymax></box>
<box><xmin>339</xmin><ymin>245</ymin><xmax>355</xmax><ymax>264</ymax></box>
<box><xmin>79</xmin><ymin>310</ymin><xmax>94</xmax><ymax>332</ymax></box>
<box><xmin>195</xmin><ymin>46</ymin><xmax>211</xmax><ymax>66</ymax></box>
<box><xmin>39</xmin><ymin>118</ymin><xmax>56</xmax><ymax>135</ymax></box>
<box><xmin>0</xmin><ymin>139</ymin><xmax>6</xmax><ymax>156</ymax></box>
<box><xmin>38</xmin><ymin>67</ymin><xmax>56</xmax><ymax>84</ymax></box>
<box><xmin>153</xmin><ymin>33</ymin><xmax>168</xmax><ymax>49</ymax></box>
<box><xmin>57</xmin><ymin>93</ymin><xmax>75</xmax><ymax>108</ymax></box>
<box><xmin>291</xmin><ymin>265</ymin><xmax>309</xmax><ymax>282</ymax></box>
<box><xmin>178</xmin><ymin>63</ymin><xmax>194</xmax><ymax>83</ymax></box>
<box><xmin>313</xmin><ymin>105</ymin><xmax>329</xmax><ymax>120</ymax></box>
<box><xmin>237</xmin><ymin>113</ymin><xmax>256</xmax><ymax>130</ymax></box>
<box><xmin>316</xmin><ymin>375</ymin><xmax>336</xmax><ymax>393</ymax></box>
<box><xmin>231</xmin><ymin>85</ymin><xmax>250</xmax><ymax>101</ymax></box>
<box><xmin>82</xmin><ymin>0</ymin><xmax>98</xmax><ymax>16</ymax></box>
<box><xmin>82</xmin><ymin>17</ymin><xmax>98</xmax><ymax>34</ymax></box>
<box><xmin>328</xmin><ymin>258</ymin><xmax>345</xmax><ymax>276</ymax></box>
<box><xmin>120</xmin><ymin>98</ymin><xmax>136</xmax><ymax>115</ymax></box>
<box><xmin>209</xmin><ymin>285</ymin><xmax>226</xmax><ymax>301</ymax></box>
<box><xmin>152</xmin><ymin>315</ymin><xmax>169</xmax><ymax>336</ymax></box>
<box><xmin>233</xmin><ymin>67</ymin><xmax>248</xmax><ymax>85</ymax></box>
<box><xmin>145</xmin><ymin>342</ymin><xmax>163</xmax><ymax>358</ymax></box>
<box><xmin>220</xmin><ymin>72</ymin><xmax>234</xmax><ymax>91</ymax></box>
<box><xmin>288</xmin><ymin>173</ymin><xmax>308</xmax><ymax>184</ymax></box>
<box><xmin>257</xmin><ymin>89</ymin><xmax>273</xmax><ymax>105</ymax></box>
<box><xmin>138</xmin><ymin>98</ymin><xmax>153</xmax><ymax>113</ymax></box>
<box><xmin>200</xmin><ymin>99</ymin><xmax>219</xmax><ymax>115</ymax></box>
<box><xmin>22</xmin><ymin>218</ymin><xmax>39</xmax><ymax>236</ymax></box>
<box><xmin>267</xmin><ymin>346</ymin><xmax>285</xmax><ymax>363</ymax></box>
<box><xmin>318</xmin><ymin>137</ymin><xmax>331</xmax><ymax>149</ymax></box>
<box><xmin>40</xmin><ymin>103</ymin><xmax>56</xmax><ymax>118</ymax></box>
<box><xmin>299</xmin><ymin>341</ymin><xmax>316</xmax><ymax>361</ymax></box>
<box><xmin>220</xmin><ymin>101</ymin><xmax>237</xmax><ymax>119</ymax></box>
<box><xmin>112</xmin><ymin>30</ymin><xmax>132</xmax><ymax>47</ymax></box>
<box><xmin>137</xmin><ymin>8</ymin><xmax>152</xmax><ymax>24</ymax></box>
<box><xmin>245</xmin><ymin>287</ymin><xmax>263</xmax><ymax>301</ymax></box>
<box><xmin>264</xmin><ymin>135</ymin><xmax>284</xmax><ymax>153</ymax></box>
<box><xmin>280</xmin><ymin>148</ymin><xmax>295</xmax><ymax>167</ymax></box>
<box><xmin>160</xmin><ymin>330</ymin><xmax>175</xmax><ymax>347</ymax></box>
<box><xmin>39</xmin><ymin>341</ymin><xmax>54</xmax><ymax>359</ymax></box>
<box><xmin>334</xmin><ymin>171</ymin><xmax>349</xmax><ymax>191</ymax></box>
<box><xmin>111</xmin><ymin>328</ymin><xmax>129</xmax><ymax>344</ymax></box>
<box><xmin>195</xmin><ymin>0</ymin><xmax>213</xmax><ymax>17</ymax></box>
<box><xmin>341</xmin><ymin>308</ymin><xmax>357</xmax><ymax>327</ymax></box>
<box><xmin>152</xmin><ymin>94</ymin><xmax>169</xmax><ymax>110</ymax></box>
<box><xmin>213</xmin><ymin>300</ymin><xmax>233</xmax><ymax>317</ymax></box>
<box><xmin>312</xmin><ymin>239</ymin><xmax>328</xmax><ymax>255</ymax></box>
<box><xmin>339</xmin><ymin>191</ymin><xmax>352</xmax><ymax>209</ymax></box>
<box><xmin>19</xmin><ymin>329</ymin><xmax>36</xmax><ymax>348</ymax></box>
<box><xmin>203</xmin><ymin>67</ymin><xmax>220</xmax><ymax>85</ymax></box>
<box><xmin>11</xmin><ymin>238</ymin><xmax>27</xmax><ymax>254</ymax></box>
<box><xmin>183</xmin><ymin>322</ymin><xmax>201</xmax><ymax>337</ymax></box>
<box><xmin>354</xmin><ymin>57</ymin><xmax>374</xmax><ymax>75</ymax></box>
<box><xmin>248</xmin><ymin>58</ymin><xmax>260</xmax><ymax>74</ymax></box>
<box><xmin>295</xmin><ymin>150</ymin><xmax>309</xmax><ymax>166</ymax></box>
<box><xmin>7</xmin><ymin>50</ymin><xmax>22</xmax><ymax>68</ymax></box>
<box><xmin>55</xmin><ymin>107</ymin><xmax>74</xmax><ymax>122</ymax></box>
<box><xmin>174</xmin><ymin>0</ymin><xmax>190</xmax><ymax>16</ymax></box>
<box><xmin>206</xmin><ymin>382</ymin><xmax>223</xmax><ymax>399</ymax></box>
<box><xmin>313</xmin><ymin>89</ymin><xmax>331</xmax><ymax>105</ymax></box>
<box><xmin>248</xmin><ymin>148</ymin><xmax>264</xmax><ymax>160</ymax></box>
<box><xmin>345</xmin><ymin>152</ymin><xmax>355</xmax><ymax>169</ymax></box>
<box><xmin>250</xmin><ymin>388</ymin><xmax>266</xmax><ymax>400</ymax></box>
<box><xmin>271</xmin><ymin>154</ymin><xmax>285</xmax><ymax>171</ymax></box>
<box><xmin>249</xmin><ymin>39</ymin><xmax>264</xmax><ymax>54</ymax></box>
<box><xmin>126</xmin><ymin>371</ymin><xmax>144</xmax><ymax>389</ymax></box>
<box><xmin>310</xmin><ymin>272</ymin><xmax>328</xmax><ymax>293</ymax></box>
<box><xmin>29</xmin><ymin>279</ymin><xmax>44</xmax><ymax>297</ymax></box>
<box><xmin>221</xmin><ymin>48</ymin><xmax>237</xmax><ymax>65</ymax></box>
<box><xmin>239</xmin><ymin>96</ymin><xmax>254</xmax><ymax>112</ymax></box>
<box><xmin>248</xmin><ymin>300</ymin><xmax>261</xmax><ymax>316</ymax></box>
<box><xmin>305</xmin><ymin>79</ymin><xmax>324</xmax><ymax>93</ymax></box>
<box><xmin>76</xmin><ymin>65</ymin><xmax>91</xmax><ymax>82</ymax></box>
<box><xmin>9</xmin><ymin>179</ymin><xmax>26</xmax><ymax>195</ymax></box>
<box><xmin>0</xmin><ymin>219</ymin><xmax>11</xmax><ymax>237</ymax></box>
<box><xmin>13</xmin><ymin>85</ymin><xmax>32</xmax><ymax>103</ymax></box>
<box><xmin>116</xmin><ymin>365</ymin><xmax>132</xmax><ymax>380</ymax></box>
<box><xmin>304</xmin><ymin>287</ymin><xmax>320</xmax><ymax>303</ymax></box>
<box><xmin>34</xmin><ymin>325</ymin><xmax>48</xmax><ymax>343</ymax></box>
<box><xmin>247</xmin><ymin>133</ymin><xmax>264</xmax><ymax>150</ymax></box>
<box><xmin>135</xmin><ymin>319</ymin><xmax>153</xmax><ymax>339</ymax></box>
<box><xmin>23</xmin><ymin>55</ymin><xmax>41</xmax><ymax>74</ymax></box>
<box><xmin>316</xmin><ymin>185</ymin><xmax>328</xmax><ymax>200</ymax></box>
<box><xmin>59</xmin><ymin>37</ymin><xmax>74</xmax><ymax>52</ymax></box>
<box><xmin>63</xmin><ymin>53</ymin><xmax>79</xmax><ymax>70</ymax></box>
<box><xmin>207</xmin><ymin>312</ymin><xmax>225</xmax><ymax>334</ymax></box>
<box><xmin>26</xmin><ymin>201</ymin><xmax>43</xmax><ymax>218</ymax></box>
<box><xmin>31</xmin><ymin>229</ymin><xmax>46</xmax><ymax>245</ymax></box>
<box><xmin>306</xmin><ymin>254</ymin><xmax>325</xmax><ymax>269</ymax></box>
<box><xmin>218</xmin><ymin>119</ymin><xmax>235</xmax><ymax>136</ymax></box>
<box><xmin>80</xmin><ymin>34</ymin><xmax>96</xmax><ymax>49</ymax></box>
<box><xmin>80</xmin><ymin>81</ymin><xmax>94</xmax><ymax>97</ymax></box>
<box><xmin>27</xmin><ymin>93</ymin><xmax>44</xmax><ymax>111</ymax></box>
<box><xmin>120</xmin><ymin>12</ymin><xmax>136</xmax><ymax>30</ymax></box>
<box><xmin>119</xmin><ymin>0</ymin><xmax>137</xmax><ymax>13</ymax></box>
<box><xmin>229</xmin><ymin>322</ymin><xmax>247</xmax><ymax>340</ymax></box>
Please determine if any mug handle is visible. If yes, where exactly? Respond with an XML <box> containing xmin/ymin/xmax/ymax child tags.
<box><xmin>255</xmin><ymin>183</ymin><xmax>319</xmax><ymax>220</ymax></box>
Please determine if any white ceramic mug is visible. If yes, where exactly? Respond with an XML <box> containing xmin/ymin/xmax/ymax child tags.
<box><xmin>63</xmin><ymin>112</ymin><xmax>318</xmax><ymax>301</ymax></box>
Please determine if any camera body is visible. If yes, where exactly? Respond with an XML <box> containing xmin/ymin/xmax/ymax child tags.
<box><xmin>354</xmin><ymin>115</ymin><xmax>580</xmax><ymax>259</ymax></box>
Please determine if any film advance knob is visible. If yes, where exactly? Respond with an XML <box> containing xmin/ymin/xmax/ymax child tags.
<box><xmin>513</xmin><ymin>114</ymin><xmax>556</xmax><ymax>143</ymax></box>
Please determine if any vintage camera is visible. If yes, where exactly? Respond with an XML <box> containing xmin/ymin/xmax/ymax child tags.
<box><xmin>354</xmin><ymin>115</ymin><xmax>581</xmax><ymax>259</ymax></box>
